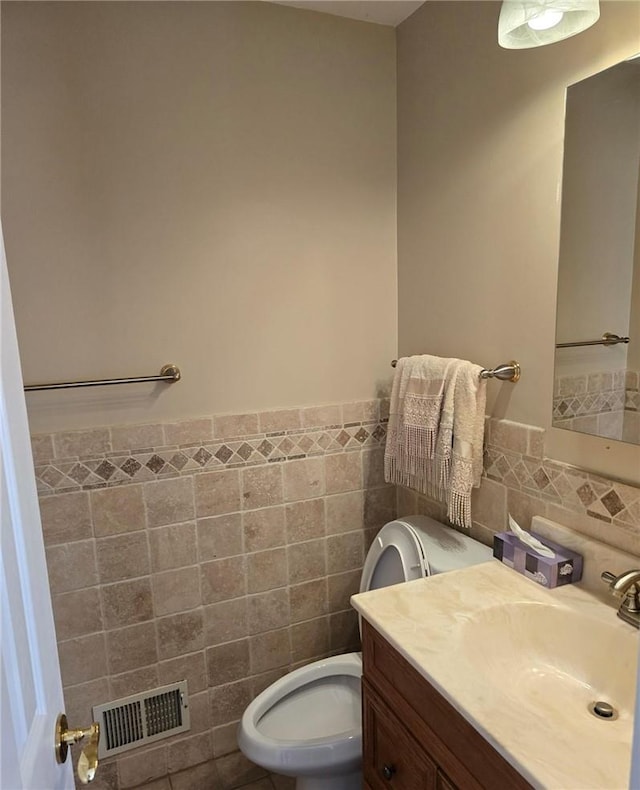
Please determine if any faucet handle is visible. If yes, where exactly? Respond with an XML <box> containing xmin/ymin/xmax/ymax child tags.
<box><xmin>601</xmin><ymin>569</ymin><xmax>640</xmax><ymax>597</ymax></box>
<box><xmin>601</xmin><ymin>570</ymin><xmax>640</xmax><ymax>628</ymax></box>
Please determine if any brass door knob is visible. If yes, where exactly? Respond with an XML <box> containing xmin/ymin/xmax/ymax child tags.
<box><xmin>55</xmin><ymin>713</ymin><xmax>100</xmax><ymax>784</ymax></box>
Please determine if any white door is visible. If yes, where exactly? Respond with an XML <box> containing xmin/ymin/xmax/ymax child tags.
<box><xmin>0</xmin><ymin>225</ymin><xmax>73</xmax><ymax>790</ymax></box>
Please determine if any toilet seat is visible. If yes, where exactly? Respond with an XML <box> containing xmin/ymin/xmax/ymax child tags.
<box><xmin>359</xmin><ymin>519</ymin><xmax>427</xmax><ymax>594</ymax></box>
<box><xmin>238</xmin><ymin>653</ymin><xmax>363</xmax><ymax>776</ymax></box>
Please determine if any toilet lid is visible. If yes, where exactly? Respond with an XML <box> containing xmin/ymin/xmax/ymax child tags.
<box><xmin>359</xmin><ymin>520</ymin><xmax>427</xmax><ymax>594</ymax></box>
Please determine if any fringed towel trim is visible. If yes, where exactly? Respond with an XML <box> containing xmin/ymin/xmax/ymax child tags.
<box><xmin>384</xmin><ymin>355</ymin><xmax>486</xmax><ymax>529</ymax></box>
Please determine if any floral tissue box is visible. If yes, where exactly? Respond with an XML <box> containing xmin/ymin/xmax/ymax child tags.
<box><xmin>493</xmin><ymin>531</ymin><xmax>583</xmax><ymax>588</ymax></box>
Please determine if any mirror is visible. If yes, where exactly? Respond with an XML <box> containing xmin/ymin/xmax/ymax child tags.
<box><xmin>554</xmin><ymin>55</ymin><xmax>640</xmax><ymax>445</ymax></box>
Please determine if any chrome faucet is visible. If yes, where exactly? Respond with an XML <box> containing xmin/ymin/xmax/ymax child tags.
<box><xmin>601</xmin><ymin>570</ymin><xmax>640</xmax><ymax>628</ymax></box>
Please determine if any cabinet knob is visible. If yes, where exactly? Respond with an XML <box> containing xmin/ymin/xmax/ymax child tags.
<box><xmin>383</xmin><ymin>763</ymin><xmax>396</xmax><ymax>780</ymax></box>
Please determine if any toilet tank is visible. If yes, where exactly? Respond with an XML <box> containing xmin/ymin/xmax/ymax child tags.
<box><xmin>401</xmin><ymin>515</ymin><xmax>492</xmax><ymax>575</ymax></box>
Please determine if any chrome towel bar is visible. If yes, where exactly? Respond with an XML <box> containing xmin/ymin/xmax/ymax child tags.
<box><xmin>24</xmin><ymin>363</ymin><xmax>181</xmax><ymax>392</ymax></box>
<box><xmin>555</xmin><ymin>332</ymin><xmax>629</xmax><ymax>349</ymax></box>
<box><xmin>390</xmin><ymin>358</ymin><xmax>521</xmax><ymax>383</ymax></box>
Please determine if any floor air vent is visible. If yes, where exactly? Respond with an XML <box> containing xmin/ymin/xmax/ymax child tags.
<box><xmin>92</xmin><ymin>681</ymin><xmax>190</xmax><ymax>759</ymax></box>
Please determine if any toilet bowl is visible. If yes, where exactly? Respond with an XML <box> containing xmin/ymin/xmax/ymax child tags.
<box><xmin>238</xmin><ymin>653</ymin><xmax>362</xmax><ymax>790</ymax></box>
<box><xmin>238</xmin><ymin>515</ymin><xmax>492</xmax><ymax>789</ymax></box>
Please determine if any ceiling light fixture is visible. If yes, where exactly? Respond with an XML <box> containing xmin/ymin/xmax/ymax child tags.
<box><xmin>498</xmin><ymin>0</ymin><xmax>600</xmax><ymax>49</ymax></box>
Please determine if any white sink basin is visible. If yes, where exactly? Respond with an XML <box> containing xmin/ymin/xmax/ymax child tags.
<box><xmin>460</xmin><ymin>600</ymin><xmax>637</xmax><ymax>721</ymax></box>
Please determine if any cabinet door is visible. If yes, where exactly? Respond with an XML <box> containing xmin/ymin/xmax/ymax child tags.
<box><xmin>363</xmin><ymin>681</ymin><xmax>438</xmax><ymax>789</ymax></box>
<box><xmin>437</xmin><ymin>769</ymin><xmax>457</xmax><ymax>790</ymax></box>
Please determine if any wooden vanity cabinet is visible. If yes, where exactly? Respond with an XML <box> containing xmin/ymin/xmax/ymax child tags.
<box><xmin>361</xmin><ymin>620</ymin><xmax>533</xmax><ymax>790</ymax></box>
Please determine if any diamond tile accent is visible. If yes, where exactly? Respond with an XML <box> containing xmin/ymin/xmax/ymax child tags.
<box><xmin>257</xmin><ymin>440</ymin><xmax>274</xmax><ymax>457</ymax></box>
<box><xmin>601</xmin><ymin>490</ymin><xmax>625</xmax><ymax>517</ymax></box>
<box><xmin>355</xmin><ymin>428</ymin><xmax>369</xmax><ymax>443</ymax></box>
<box><xmin>193</xmin><ymin>447</ymin><xmax>213</xmax><ymax>467</ymax></box>
<box><xmin>278</xmin><ymin>438</ymin><xmax>295</xmax><ymax>455</ymax></box>
<box><xmin>40</xmin><ymin>466</ymin><xmax>65</xmax><ymax>488</ymax></box>
<box><xmin>67</xmin><ymin>463</ymin><xmax>92</xmax><ymax>484</ymax></box>
<box><xmin>336</xmin><ymin>431</ymin><xmax>350</xmax><ymax>447</ymax></box>
<box><xmin>576</xmin><ymin>483</ymin><xmax>597</xmax><ymax>507</ymax></box>
<box><xmin>169</xmin><ymin>453</ymin><xmax>188</xmax><ymax>471</ymax></box>
<box><xmin>215</xmin><ymin>445</ymin><xmax>233</xmax><ymax>464</ymax></box>
<box><xmin>121</xmin><ymin>458</ymin><xmax>142</xmax><ymax>477</ymax></box>
<box><xmin>146</xmin><ymin>454</ymin><xmax>166</xmax><ymax>474</ymax></box>
<box><xmin>236</xmin><ymin>443</ymin><xmax>254</xmax><ymax>461</ymax></box>
<box><xmin>372</xmin><ymin>425</ymin><xmax>386</xmax><ymax>441</ymax></box>
<box><xmin>298</xmin><ymin>435</ymin><xmax>314</xmax><ymax>453</ymax></box>
<box><xmin>533</xmin><ymin>468</ymin><xmax>550</xmax><ymax>490</ymax></box>
<box><xmin>95</xmin><ymin>460</ymin><xmax>117</xmax><ymax>480</ymax></box>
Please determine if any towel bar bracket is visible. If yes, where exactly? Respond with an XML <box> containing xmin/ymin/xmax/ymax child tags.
<box><xmin>480</xmin><ymin>361</ymin><xmax>520</xmax><ymax>382</ymax></box>
<box><xmin>159</xmin><ymin>364</ymin><xmax>181</xmax><ymax>382</ymax></box>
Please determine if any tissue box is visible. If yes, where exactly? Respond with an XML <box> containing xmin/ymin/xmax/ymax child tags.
<box><xmin>493</xmin><ymin>531</ymin><xmax>583</xmax><ymax>588</ymax></box>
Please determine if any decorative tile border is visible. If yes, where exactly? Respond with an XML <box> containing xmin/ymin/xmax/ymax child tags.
<box><xmin>552</xmin><ymin>390</ymin><xmax>625</xmax><ymax>422</ymax></box>
<box><xmin>33</xmin><ymin>407</ymin><xmax>640</xmax><ymax>530</ymax></box>
<box><xmin>552</xmin><ymin>368</ymin><xmax>639</xmax><ymax>441</ymax></box>
<box><xmin>553</xmin><ymin>368</ymin><xmax>626</xmax><ymax>423</ymax></box>
<box><xmin>32</xmin><ymin>404</ymin><xmax>389</xmax><ymax>496</ymax></box>
<box><xmin>397</xmin><ymin>417</ymin><xmax>640</xmax><ymax>553</ymax></box>
<box><xmin>483</xmin><ymin>419</ymin><xmax>640</xmax><ymax>530</ymax></box>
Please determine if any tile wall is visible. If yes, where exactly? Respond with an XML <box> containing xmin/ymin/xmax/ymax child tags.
<box><xmin>399</xmin><ymin>417</ymin><xmax>640</xmax><ymax>557</ymax></box>
<box><xmin>35</xmin><ymin>403</ymin><xmax>640</xmax><ymax>789</ymax></box>
<box><xmin>34</xmin><ymin>400</ymin><xmax>395</xmax><ymax>790</ymax></box>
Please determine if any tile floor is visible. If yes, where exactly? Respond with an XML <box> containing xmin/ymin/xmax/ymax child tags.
<box><xmin>241</xmin><ymin>777</ymin><xmax>295</xmax><ymax>790</ymax></box>
<box><xmin>128</xmin><ymin>766</ymin><xmax>296</xmax><ymax>790</ymax></box>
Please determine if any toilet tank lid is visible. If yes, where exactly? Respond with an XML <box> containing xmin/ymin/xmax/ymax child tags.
<box><xmin>390</xmin><ymin>515</ymin><xmax>492</xmax><ymax>575</ymax></box>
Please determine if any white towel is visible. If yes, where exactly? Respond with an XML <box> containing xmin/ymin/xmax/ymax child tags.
<box><xmin>447</xmin><ymin>361</ymin><xmax>487</xmax><ymax>528</ymax></box>
<box><xmin>384</xmin><ymin>355</ymin><xmax>487</xmax><ymax>528</ymax></box>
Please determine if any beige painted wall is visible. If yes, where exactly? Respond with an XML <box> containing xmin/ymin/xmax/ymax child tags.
<box><xmin>1</xmin><ymin>1</ymin><xmax>397</xmax><ymax>434</ymax></box>
<box><xmin>397</xmin><ymin>0</ymin><xmax>640</xmax><ymax>483</ymax></box>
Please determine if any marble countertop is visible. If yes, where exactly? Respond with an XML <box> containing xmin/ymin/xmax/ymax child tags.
<box><xmin>351</xmin><ymin>560</ymin><xmax>638</xmax><ymax>790</ymax></box>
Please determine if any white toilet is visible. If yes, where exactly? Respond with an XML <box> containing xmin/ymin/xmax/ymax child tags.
<box><xmin>238</xmin><ymin>515</ymin><xmax>492</xmax><ymax>790</ymax></box>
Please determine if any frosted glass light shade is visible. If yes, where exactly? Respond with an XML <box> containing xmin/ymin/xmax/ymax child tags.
<box><xmin>498</xmin><ymin>0</ymin><xmax>600</xmax><ymax>48</ymax></box>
